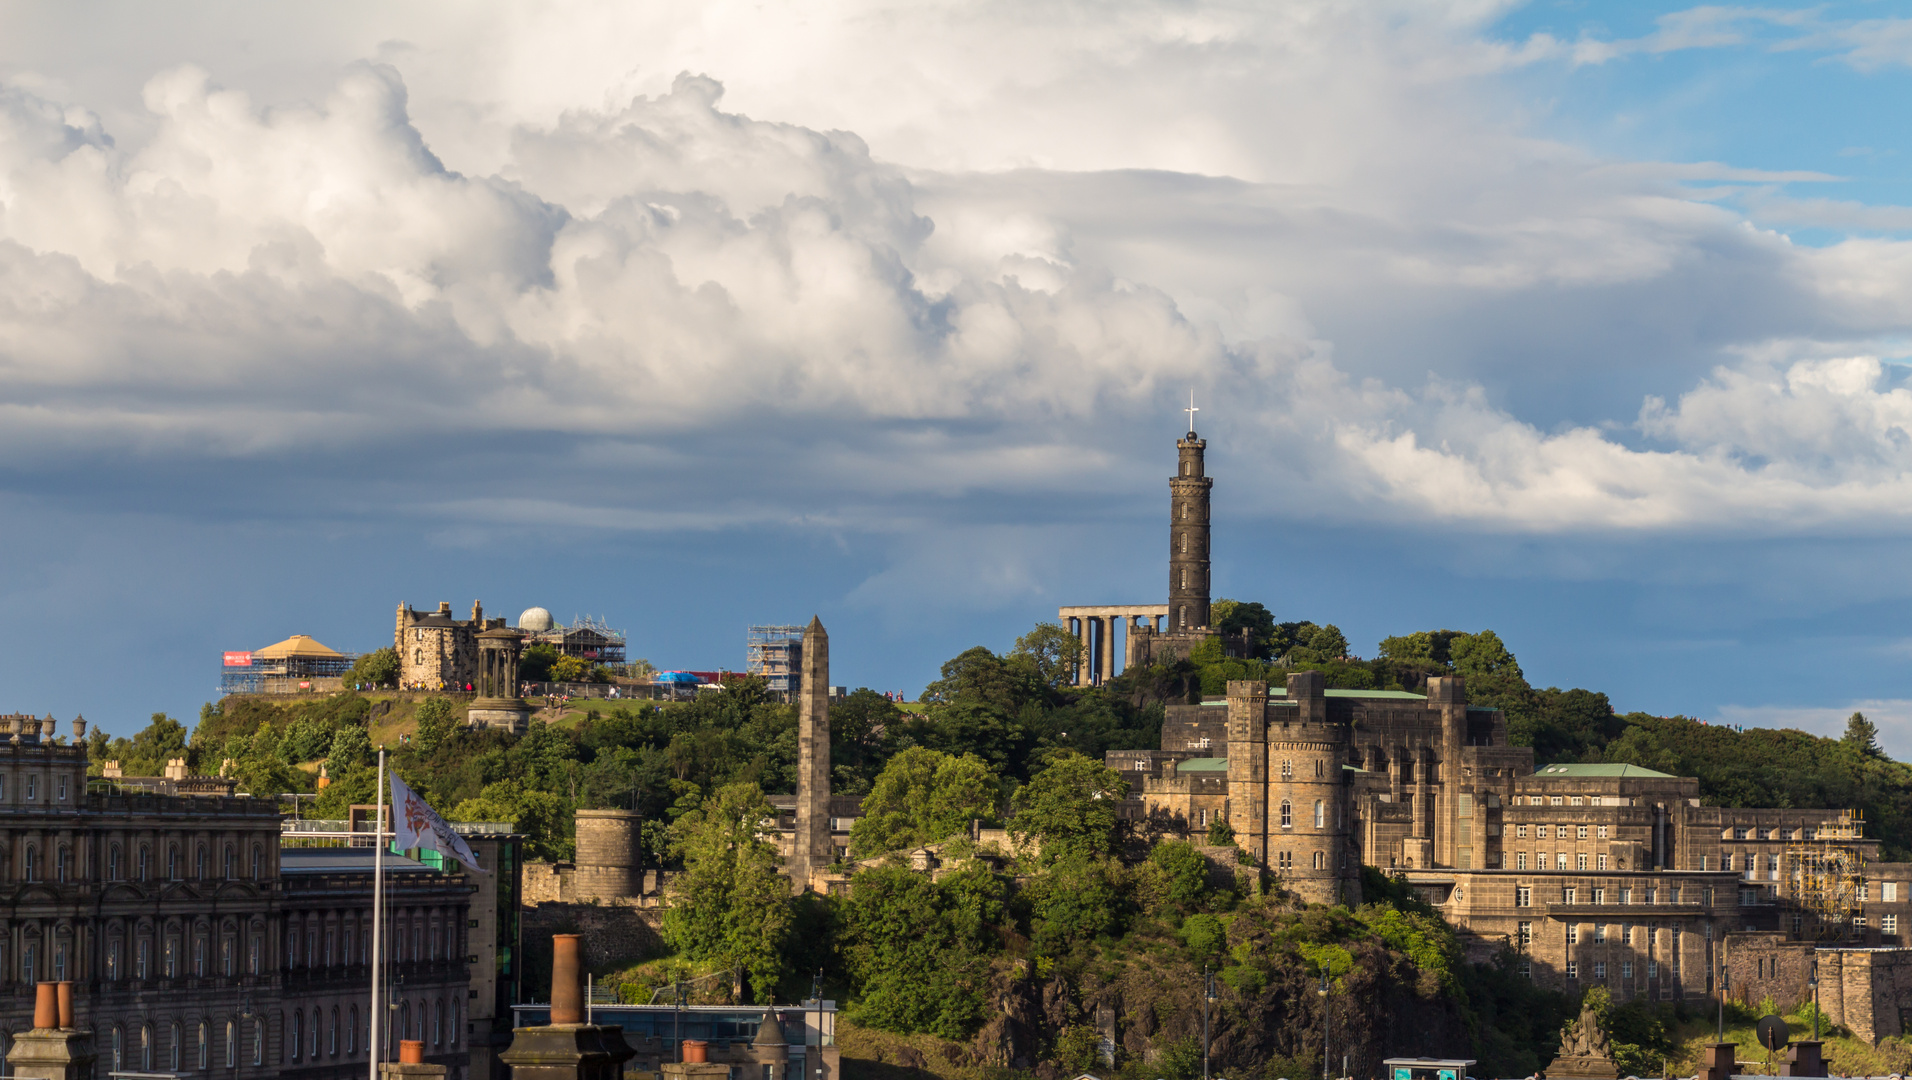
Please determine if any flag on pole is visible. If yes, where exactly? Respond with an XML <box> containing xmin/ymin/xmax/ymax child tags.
<box><xmin>389</xmin><ymin>771</ymin><xmax>484</xmax><ymax>873</ymax></box>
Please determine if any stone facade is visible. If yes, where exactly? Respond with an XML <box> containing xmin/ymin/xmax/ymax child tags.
<box><xmin>396</xmin><ymin>602</ymin><xmax>508</xmax><ymax>691</ymax></box>
<box><xmin>788</xmin><ymin>617</ymin><xmax>834</xmax><ymax>893</ymax></box>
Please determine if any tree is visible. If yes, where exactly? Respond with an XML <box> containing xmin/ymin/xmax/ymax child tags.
<box><xmin>127</xmin><ymin>714</ymin><xmax>189</xmax><ymax>775</ymax></box>
<box><xmin>1009</xmin><ymin>751</ymin><xmax>1129</xmax><ymax>865</ymax></box>
<box><xmin>841</xmin><ymin>861</ymin><xmax>1006</xmax><ymax>1038</ymax></box>
<box><xmin>661</xmin><ymin>782</ymin><xmax>792</xmax><ymax>1000</ymax></box>
<box><xmin>413</xmin><ymin>698</ymin><xmax>460</xmax><ymax>755</ymax></box>
<box><xmin>1206</xmin><ymin>815</ymin><xmax>1236</xmax><ymax>847</ymax></box>
<box><xmin>550</xmin><ymin>655</ymin><xmax>591</xmax><ymax>683</ymax></box>
<box><xmin>1213</xmin><ymin>599</ymin><xmax>1276</xmax><ymax>658</ymax></box>
<box><xmin>345</xmin><ymin>647</ymin><xmax>400</xmax><ymax>689</ymax></box>
<box><xmin>1450</xmin><ymin>630</ymin><xmax>1522</xmax><ymax>680</ymax></box>
<box><xmin>1010</xmin><ymin>622</ymin><xmax>1086</xmax><ymax>688</ymax></box>
<box><xmin>829</xmin><ymin>689</ymin><xmax>901</xmax><ymax>796</ymax></box>
<box><xmin>326</xmin><ymin>726</ymin><xmax>374</xmax><ymax>770</ymax></box>
<box><xmin>451</xmin><ymin>779</ymin><xmax>573</xmax><ymax>860</ymax></box>
<box><xmin>849</xmin><ymin>747</ymin><xmax>997</xmax><ymax>857</ymax></box>
<box><xmin>520</xmin><ymin>644</ymin><xmax>559</xmax><ymax>683</ymax></box>
<box><xmin>1844</xmin><ymin>712</ymin><xmax>1883</xmax><ymax>758</ymax></box>
<box><xmin>1286</xmin><ymin>624</ymin><xmax>1350</xmax><ymax>664</ymax></box>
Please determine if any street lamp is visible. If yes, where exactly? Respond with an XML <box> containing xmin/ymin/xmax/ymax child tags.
<box><xmin>675</xmin><ymin>979</ymin><xmax>689</xmax><ymax>1063</ymax></box>
<box><xmin>1202</xmin><ymin>969</ymin><xmax>1216</xmax><ymax>1080</ymax></box>
<box><xmin>811</xmin><ymin>969</ymin><xmax>825</xmax><ymax>1080</ymax></box>
<box><xmin>1318</xmin><ymin>972</ymin><xmax>1330</xmax><ymax>1080</ymax></box>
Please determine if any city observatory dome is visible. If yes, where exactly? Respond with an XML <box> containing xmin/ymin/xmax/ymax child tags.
<box><xmin>517</xmin><ymin>606</ymin><xmax>555</xmax><ymax>632</ymax></box>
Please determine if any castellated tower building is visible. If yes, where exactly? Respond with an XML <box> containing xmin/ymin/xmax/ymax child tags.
<box><xmin>1225</xmin><ymin>673</ymin><xmax>1361</xmax><ymax>905</ymax></box>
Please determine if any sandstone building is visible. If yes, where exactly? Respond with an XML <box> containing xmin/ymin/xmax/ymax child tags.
<box><xmin>1105</xmin><ymin>421</ymin><xmax>1886</xmax><ymax>1006</ymax></box>
<box><xmin>395</xmin><ymin>601</ymin><xmax>510</xmax><ymax>691</ymax></box>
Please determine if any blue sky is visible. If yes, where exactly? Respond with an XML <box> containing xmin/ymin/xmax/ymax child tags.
<box><xmin>6</xmin><ymin>1</ymin><xmax>1912</xmax><ymax>757</ymax></box>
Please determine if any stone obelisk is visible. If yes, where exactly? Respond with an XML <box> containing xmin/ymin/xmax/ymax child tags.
<box><xmin>791</xmin><ymin>616</ymin><xmax>832</xmax><ymax>892</ymax></box>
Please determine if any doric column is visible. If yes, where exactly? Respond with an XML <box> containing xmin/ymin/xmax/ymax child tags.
<box><xmin>1100</xmin><ymin>615</ymin><xmax>1116</xmax><ymax>683</ymax></box>
<box><xmin>1076</xmin><ymin>618</ymin><xmax>1092</xmax><ymax>686</ymax></box>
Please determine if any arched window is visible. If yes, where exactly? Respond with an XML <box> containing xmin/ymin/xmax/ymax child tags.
<box><xmin>111</xmin><ymin>1027</ymin><xmax>124</xmax><ymax>1071</ymax></box>
<box><xmin>169</xmin><ymin>1022</ymin><xmax>181</xmax><ymax>1072</ymax></box>
<box><xmin>108</xmin><ymin>844</ymin><xmax>121</xmax><ymax>880</ymax></box>
<box><xmin>1180</xmin><ymin>502</ymin><xmax>1186</xmax><ymax>520</ymax></box>
<box><xmin>450</xmin><ymin>999</ymin><xmax>459</xmax><ymax>1046</ymax></box>
<box><xmin>434</xmin><ymin>999</ymin><xmax>444</xmax><ymax>1045</ymax></box>
<box><xmin>163</xmin><ymin>936</ymin><xmax>176</xmax><ymax>978</ymax></box>
<box><xmin>291</xmin><ymin>1012</ymin><xmax>302</xmax><ymax>1062</ymax></box>
<box><xmin>197</xmin><ymin>1022</ymin><xmax>209</xmax><ymax>1070</ymax></box>
<box><xmin>106</xmin><ymin>938</ymin><xmax>121</xmax><ymax>980</ymax></box>
<box><xmin>141</xmin><ymin>1024</ymin><xmax>153</xmax><ymax>1071</ymax></box>
<box><xmin>1179</xmin><ymin>533</ymin><xmax>1186</xmax><ymax>553</ymax></box>
<box><xmin>193</xmin><ymin>937</ymin><xmax>204</xmax><ymax>977</ymax></box>
<box><xmin>137</xmin><ymin>845</ymin><xmax>149</xmax><ymax>881</ymax></box>
<box><xmin>1312</xmin><ymin>850</ymin><xmax>1324</xmax><ymax>870</ymax></box>
<box><xmin>1279</xmin><ymin>800</ymin><xmax>1292</xmax><ymax>828</ymax></box>
<box><xmin>310</xmin><ymin>1008</ymin><xmax>320</xmax><ymax>1059</ymax></box>
<box><xmin>1314</xmin><ymin>801</ymin><xmax>1324</xmax><ymax>829</ymax></box>
<box><xmin>1178</xmin><ymin>605</ymin><xmax>1186</xmax><ymax>629</ymax></box>
<box><xmin>400</xmin><ymin>1001</ymin><xmax>411</xmax><ymax>1042</ymax></box>
<box><xmin>1280</xmin><ymin>759</ymin><xmax>1293</xmax><ymax>779</ymax></box>
<box><xmin>253</xmin><ymin>1019</ymin><xmax>263</xmax><ymax>1065</ymax></box>
<box><xmin>1179</xmin><ymin>568</ymin><xmax>1186</xmax><ymax>588</ymax></box>
<box><xmin>194</xmin><ymin>845</ymin><xmax>205</xmax><ymax>879</ymax></box>
<box><xmin>53</xmin><ymin>943</ymin><xmax>65</xmax><ymax>981</ymax></box>
<box><xmin>1315</xmin><ymin>760</ymin><xmax>1324</xmax><ymax>778</ymax></box>
<box><xmin>225</xmin><ymin>1020</ymin><xmax>235</xmax><ymax>1068</ymax></box>
<box><xmin>250</xmin><ymin>933</ymin><xmax>261</xmax><ymax>975</ymax></box>
<box><xmin>221</xmin><ymin>934</ymin><xmax>233</xmax><ymax>976</ymax></box>
<box><xmin>223</xmin><ymin>845</ymin><xmax>233</xmax><ymax>879</ymax></box>
<box><xmin>349</xmin><ymin>1006</ymin><xmax>359</xmax><ymax>1054</ymax></box>
<box><xmin>22</xmin><ymin>942</ymin><xmax>36</xmax><ymax>984</ymax></box>
<box><xmin>166</xmin><ymin>846</ymin><xmax>178</xmax><ymax>880</ymax></box>
<box><xmin>288</xmin><ymin>929</ymin><xmax>300</xmax><ymax>969</ymax></box>
<box><xmin>136</xmin><ymin>938</ymin><xmax>150</xmax><ymax>979</ymax></box>
<box><xmin>330</xmin><ymin>1007</ymin><xmax>339</xmax><ymax>1056</ymax></box>
<box><xmin>251</xmin><ymin>846</ymin><xmax>262</xmax><ymax>880</ymax></box>
<box><xmin>23</xmin><ymin>845</ymin><xmax>35</xmax><ymax>882</ymax></box>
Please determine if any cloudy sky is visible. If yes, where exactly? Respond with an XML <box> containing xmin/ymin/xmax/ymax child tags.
<box><xmin>6</xmin><ymin>0</ymin><xmax>1912</xmax><ymax>753</ymax></box>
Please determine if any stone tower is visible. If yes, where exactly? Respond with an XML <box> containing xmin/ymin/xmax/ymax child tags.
<box><xmin>1170</xmin><ymin>427</ymin><xmax>1212</xmax><ymax>631</ymax></box>
<box><xmin>1266</xmin><ymin>670</ymin><xmax>1361</xmax><ymax>906</ymax></box>
<box><xmin>1225</xmin><ymin>679</ymin><xmax>1270</xmax><ymax>867</ymax></box>
<box><xmin>791</xmin><ymin>616</ymin><xmax>832</xmax><ymax>891</ymax></box>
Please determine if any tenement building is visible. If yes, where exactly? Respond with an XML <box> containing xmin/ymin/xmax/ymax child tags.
<box><xmin>0</xmin><ymin>716</ymin><xmax>486</xmax><ymax>1078</ymax></box>
<box><xmin>1103</xmin><ymin>421</ymin><xmax>1884</xmax><ymax>1006</ymax></box>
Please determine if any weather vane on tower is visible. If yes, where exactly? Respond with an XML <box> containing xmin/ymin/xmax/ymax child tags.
<box><xmin>1185</xmin><ymin>389</ymin><xmax>1199</xmax><ymax>435</ymax></box>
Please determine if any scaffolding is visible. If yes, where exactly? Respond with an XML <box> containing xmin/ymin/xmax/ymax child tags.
<box><xmin>747</xmin><ymin>625</ymin><xmax>805</xmax><ymax>695</ymax></box>
<box><xmin>1783</xmin><ymin>809</ymin><xmax>1868</xmax><ymax>940</ymax></box>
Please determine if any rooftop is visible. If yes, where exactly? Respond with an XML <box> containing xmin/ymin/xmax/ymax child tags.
<box><xmin>280</xmin><ymin>847</ymin><xmax>436</xmax><ymax>874</ymax></box>
<box><xmin>255</xmin><ymin>634</ymin><xmax>344</xmax><ymax>659</ymax></box>
<box><xmin>1531</xmin><ymin>763</ymin><xmax>1675</xmax><ymax>779</ymax></box>
<box><xmin>1177</xmin><ymin>758</ymin><xmax>1229</xmax><ymax>772</ymax></box>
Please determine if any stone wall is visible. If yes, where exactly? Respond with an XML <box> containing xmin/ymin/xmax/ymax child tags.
<box><xmin>1819</xmin><ymin>948</ymin><xmax>1912</xmax><ymax>1044</ymax></box>
<box><xmin>521</xmin><ymin>901</ymin><xmax>666</xmax><ymax>992</ymax></box>
<box><xmin>1723</xmin><ymin>932</ymin><xmax>1815</xmax><ymax>1013</ymax></box>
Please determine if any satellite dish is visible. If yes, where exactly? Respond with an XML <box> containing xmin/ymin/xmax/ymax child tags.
<box><xmin>1757</xmin><ymin>1015</ymin><xmax>1791</xmax><ymax>1052</ymax></box>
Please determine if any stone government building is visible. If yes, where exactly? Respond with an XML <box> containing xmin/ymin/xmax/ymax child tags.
<box><xmin>1091</xmin><ymin>419</ymin><xmax>1912</xmax><ymax>1036</ymax></box>
<box><xmin>0</xmin><ymin>713</ymin><xmax>516</xmax><ymax>1080</ymax></box>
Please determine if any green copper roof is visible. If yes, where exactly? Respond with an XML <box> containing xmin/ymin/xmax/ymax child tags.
<box><xmin>1532</xmin><ymin>763</ymin><xmax>1676</xmax><ymax>779</ymax></box>
<box><xmin>1177</xmin><ymin>758</ymin><xmax>1230</xmax><ymax>772</ymax></box>
<box><xmin>1268</xmin><ymin>688</ymin><xmax>1430</xmax><ymax>700</ymax></box>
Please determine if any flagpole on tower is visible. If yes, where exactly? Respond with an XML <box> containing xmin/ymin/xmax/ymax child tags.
<box><xmin>370</xmin><ymin>746</ymin><xmax>386</xmax><ymax>1080</ymax></box>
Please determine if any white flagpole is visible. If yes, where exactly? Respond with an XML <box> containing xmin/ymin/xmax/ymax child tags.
<box><xmin>370</xmin><ymin>747</ymin><xmax>386</xmax><ymax>1080</ymax></box>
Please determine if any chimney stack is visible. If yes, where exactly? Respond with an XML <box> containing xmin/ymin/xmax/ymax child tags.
<box><xmin>550</xmin><ymin>934</ymin><xmax>583</xmax><ymax>1025</ymax></box>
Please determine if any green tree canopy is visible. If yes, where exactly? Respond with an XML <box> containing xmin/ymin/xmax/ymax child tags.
<box><xmin>1009</xmin><ymin>751</ymin><xmax>1129</xmax><ymax>865</ymax></box>
<box><xmin>1010</xmin><ymin>622</ymin><xmax>1086</xmax><ymax>688</ymax></box>
<box><xmin>1212</xmin><ymin>599</ymin><xmax>1276</xmax><ymax>658</ymax></box>
<box><xmin>849</xmin><ymin>747</ymin><xmax>998</xmax><ymax>858</ymax></box>
<box><xmin>660</xmin><ymin>782</ymin><xmax>791</xmax><ymax>1000</ymax></box>
<box><xmin>520</xmin><ymin>644</ymin><xmax>559</xmax><ymax>683</ymax></box>
<box><xmin>345</xmin><ymin>647</ymin><xmax>399</xmax><ymax>689</ymax></box>
<box><xmin>1845</xmin><ymin>712</ymin><xmax>1883</xmax><ymax>758</ymax></box>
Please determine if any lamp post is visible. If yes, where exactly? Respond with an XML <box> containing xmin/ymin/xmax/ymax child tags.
<box><xmin>1318</xmin><ymin>972</ymin><xmax>1330</xmax><ymax>1080</ymax></box>
<box><xmin>1201</xmin><ymin>968</ymin><xmax>1215</xmax><ymax>1080</ymax></box>
<box><xmin>812</xmin><ymin>969</ymin><xmax>825</xmax><ymax>1080</ymax></box>
<box><xmin>1717</xmin><ymin>965</ymin><xmax>1729</xmax><ymax>1042</ymax></box>
<box><xmin>1810</xmin><ymin>958</ymin><xmax>1820</xmax><ymax>1040</ymax></box>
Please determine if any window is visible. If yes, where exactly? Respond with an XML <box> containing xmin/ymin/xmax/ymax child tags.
<box><xmin>163</xmin><ymin>937</ymin><xmax>175</xmax><ymax>978</ymax></box>
<box><xmin>1598</xmin><ymin>854</ymin><xmax>1608</xmax><ymax>871</ymax></box>
<box><xmin>1725</xmin><ymin>853</ymin><xmax>1735</xmax><ymax>871</ymax></box>
<box><xmin>1887</xmin><ymin>882</ymin><xmax>1900</xmax><ymax>902</ymax></box>
<box><xmin>1281</xmin><ymin>760</ymin><xmax>1293</xmax><ymax>780</ymax></box>
<box><xmin>1670</xmin><ymin>887</ymin><xmax>1682</xmax><ymax>904</ymax></box>
<box><xmin>224</xmin><ymin>845</ymin><xmax>234</xmax><ymax>879</ymax></box>
<box><xmin>193</xmin><ymin>938</ymin><xmax>204</xmax><ymax>977</ymax></box>
<box><xmin>112</xmin><ymin>1027</ymin><xmax>124</xmax><ymax>1072</ymax></box>
<box><xmin>107</xmin><ymin>940</ymin><xmax>120</xmax><ymax>980</ymax></box>
<box><xmin>1516</xmin><ymin>824</ymin><xmax>1528</xmax><ymax>839</ymax></box>
<box><xmin>1647</xmin><ymin>960</ymin><xmax>1658</xmax><ymax>979</ymax></box>
<box><xmin>138</xmin><ymin>845</ymin><xmax>149</xmax><ymax>881</ymax></box>
<box><xmin>1571</xmin><ymin>796</ymin><xmax>1585</xmax><ymax>807</ymax></box>
<box><xmin>56</xmin><ymin>775</ymin><xmax>65</xmax><ymax>801</ymax></box>
<box><xmin>1550</xmin><ymin>796</ymin><xmax>1563</xmax><ymax>806</ymax></box>
<box><xmin>292</xmin><ymin>1012</ymin><xmax>302</xmax><ymax>1062</ymax></box>
<box><xmin>1702</xmin><ymin>856</ymin><xmax>1710</xmax><ymax>870</ymax></box>
<box><xmin>22</xmin><ymin>846</ymin><xmax>34</xmax><ymax>882</ymax></box>
<box><xmin>194</xmin><ymin>846</ymin><xmax>205</xmax><ymax>879</ymax></box>
<box><xmin>1566</xmin><ymin>961</ymin><xmax>1578</xmax><ymax>979</ymax></box>
<box><xmin>1598</xmin><ymin>825</ymin><xmax>1608</xmax><ymax>839</ymax></box>
<box><xmin>1594</xmin><ymin>962</ymin><xmax>1607</xmax><ymax>979</ymax></box>
<box><xmin>250</xmin><ymin>935</ymin><xmax>261</xmax><ymax>975</ymax></box>
<box><xmin>434</xmin><ymin>999</ymin><xmax>444</xmax><ymax>1046</ymax></box>
<box><xmin>142</xmin><ymin>1025</ymin><xmax>152</xmax><ymax>1072</ymax></box>
<box><xmin>1645</xmin><ymin>888</ymin><xmax>1657</xmax><ymax>905</ymax></box>
<box><xmin>1277</xmin><ymin>851</ymin><xmax>1293</xmax><ymax>870</ymax></box>
<box><xmin>252</xmin><ymin>847</ymin><xmax>262</xmax><ymax>880</ymax></box>
<box><xmin>137</xmin><ymin>939</ymin><xmax>149</xmax><ymax>979</ymax></box>
<box><xmin>225</xmin><ymin>1021</ymin><xmax>235</xmax><ymax>1068</ymax></box>
<box><xmin>349</xmin><ymin>1007</ymin><xmax>359</xmax><ymax>1054</ymax></box>
<box><xmin>254</xmin><ymin>1021</ymin><xmax>264</xmax><ymax>1065</ymax></box>
<box><xmin>331</xmin><ymin>1008</ymin><xmax>339</xmax><ymax>1056</ymax></box>
<box><xmin>25</xmin><ymin>775</ymin><xmax>34</xmax><ymax>801</ymax></box>
<box><xmin>1594</xmin><ymin>923</ymin><xmax>1607</xmax><ymax>942</ymax></box>
<box><xmin>1280</xmin><ymin>800</ymin><xmax>1292</xmax><ymax>828</ymax></box>
<box><xmin>1517</xmin><ymin>921</ymin><xmax>1533</xmax><ymax>947</ymax></box>
<box><xmin>1537</xmin><ymin>824</ymin><xmax>1550</xmax><ymax>839</ymax></box>
<box><xmin>1519</xmin><ymin>959</ymin><xmax>1532</xmax><ymax>978</ymax></box>
<box><xmin>1516</xmin><ymin>886</ymin><xmax>1532</xmax><ymax>907</ymax></box>
<box><xmin>1622</xmin><ymin>961</ymin><xmax>1633</xmax><ymax>979</ymax></box>
<box><xmin>310</xmin><ymin>1008</ymin><xmax>320</xmax><ymax>1059</ymax></box>
<box><xmin>1734</xmin><ymin>827</ymin><xmax>1748</xmax><ymax>840</ymax></box>
<box><xmin>1885</xmin><ymin>915</ymin><xmax>1899</xmax><ymax>935</ymax></box>
<box><xmin>1861</xmin><ymin>884</ymin><xmax>1872</xmax><ymax>902</ymax></box>
<box><xmin>1592</xmin><ymin>888</ymin><xmax>1605</xmax><ymax>905</ymax></box>
<box><xmin>53</xmin><ymin>943</ymin><xmax>64</xmax><ymax>981</ymax></box>
<box><xmin>108</xmin><ymin>845</ymin><xmax>121</xmax><ymax>880</ymax></box>
<box><xmin>1556</xmin><ymin>853</ymin><xmax>1568</xmax><ymax>871</ymax></box>
<box><xmin>1567</xmin><ymin>924</ymin><xmax>1578</xmax><ymax>945</ymax></box>
<box><xmin>1577</xmin><ymin>825</ymin><xmax>1589</xmax><ymax>840</ymax></box>
<box><xmin>197</xmin><ymin>1022</ymin><xmax>209</xmax><ymax>1070</ymax></box>
<box><xmin>222</xmin><ymin>936</ymin><xmax>233</xmax><ymax>977</ymax></box>
<box><xmin>22</xmin><ymin>942</ymin><xmax>35</xmax><ymax>983</ymax></box>
<box><xmin>167</xmin><ymin>846</ymin><xmax>178</xmax><ymax>880</ymax></box>
<box><xmin>1563</xmin><ymin>887</ymin><xmax>1577</xmax><ymax>904</ymax></box>
<box><xmin>1620</xmin><ymin>888</ymin><xmax>1632</xmax><ymax>905</ymax></box>
<box><xmin>1577</xmin><ymin>853</ymin><xmax>1589</xmax><ymax>871</ymax></box>
<box><xmin>1313</xmin><ymin>801</ymin><xmax>1324</xmax><ymax>829</ymax></box>
<box><xmin>1516</xmin><ymin>853</ymin><xmax>1528</xmax><ymax>870</ymax></box>
<box><xmin>1312</xmin><ymin>850</ymin><xmax>1324</xmax><ymax>870</ymax></box>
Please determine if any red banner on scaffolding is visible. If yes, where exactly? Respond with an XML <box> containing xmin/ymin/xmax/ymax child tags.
<box><xmin>223</xmin><ymin>651</ymin><xmax>253</xmax><ymax>667</ymax></box>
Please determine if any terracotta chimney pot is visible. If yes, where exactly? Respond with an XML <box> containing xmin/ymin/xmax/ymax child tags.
<box><xmin>550</xmin><ymin>934</ymin><xmax>583</xmax><ymax>1024</ymax></box>
<box><xmin>31</xmin><ymin>983</ymin><xmax>55</xmax><ymax>1030</ymax></box>
<box><xmin>400</xmin><ymin>1040</ymin><xmax>425</xmax><ymax>1064</ymax></box>
<box><xmin>56</xmin><ymin>981</ymin><xmax>73</xmax><ymax>1028</ymax></box>
<box><xmin>684</xmin><ymin>1040</ymin><xmax>709</xmax><ymax>1063</ymax></box>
